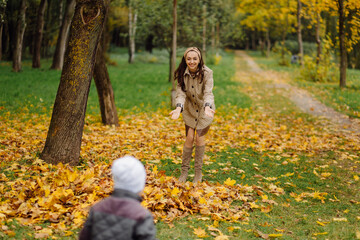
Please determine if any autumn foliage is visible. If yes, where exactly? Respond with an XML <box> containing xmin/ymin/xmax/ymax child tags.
<box><xmin>1</xmin><ymin>98</ymin><xmax>360</xmax><ymax>238</ymax></box>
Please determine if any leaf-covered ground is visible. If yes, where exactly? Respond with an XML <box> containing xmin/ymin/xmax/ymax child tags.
<box><xmin>1</xmin><ymin>52</ymin><xmax>360</xmax><ymax>239</ymax></box>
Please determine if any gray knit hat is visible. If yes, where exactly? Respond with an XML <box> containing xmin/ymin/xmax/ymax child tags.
<box><xmin>112</xmin><ymin>156</ymin><xmax>146</xmax><ymax>194</ymax></box>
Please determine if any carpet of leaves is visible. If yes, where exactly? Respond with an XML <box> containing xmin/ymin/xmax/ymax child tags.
<box><xmin>1</xmin><ymin>106</ymin><xmax>360</xmax><ymax>238</ymax></box>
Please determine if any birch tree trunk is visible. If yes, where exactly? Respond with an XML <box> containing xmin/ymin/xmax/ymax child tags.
<box><xmin>12</xmin><ymin>0</ymin><xmax>27</xmax><ymax>72</ymax></box>
<box><xmin>128</xmin><ymin>5</ymin><xmax>137</xmax><ymax>63</ymax></box>
<box><xmin>32</xmin><ymin>0</ymin><xmax>47</xmax><ymax>68</ymax></box>
<box><xmin>170</xmin><ymin>0</ymin><xmax>177</xmax><ymax>108</ymax></box>
<box><xmin>51</xmin><ymin>0</ymin><xmax>76</xmax><ymax>70</ymax></box>
<box><xmin>40</xmin><ymin>0</ymin><xmax>109</xmax><ymax>165</ymax></box>
<box><xmin>297</xmin><ymin>0</ymin><xmax>304</xmax><ymax>66</ymax></box>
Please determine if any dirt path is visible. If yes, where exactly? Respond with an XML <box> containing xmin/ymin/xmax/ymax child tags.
<box><xmin>236</xmin><ymin>50</ymin><xmax>360</xmax><ymax>133</ymax></box>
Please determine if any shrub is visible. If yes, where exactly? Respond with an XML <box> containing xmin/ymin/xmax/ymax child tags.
<box><xmin>206</xmin><ymin>53</ymin><xmax>222</xmax><ymax>66</ymax></box>
<box><xmin>300</xmin><ymin>36</ymin><xmax>338</xmax><ymax>82</ymax></box>
<box><xmin>272</xmin><ymin>42</ymin><xmax>292</xmax><ymax>66</ymax></box>
<box><xmin>282</xmin><ymin>40</ymin><xmax>317</xmax><ymax>56</ymax></box>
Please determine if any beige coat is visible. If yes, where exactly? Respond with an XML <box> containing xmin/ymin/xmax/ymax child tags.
<box><xmin>175</xmin><ymin>65</ymin><xmax>215</xmax><ymax>129</ymax></box>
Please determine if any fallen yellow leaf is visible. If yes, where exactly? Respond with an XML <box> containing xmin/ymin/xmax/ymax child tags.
<box><xmin>193</xmin><ymin>227</ymin><xmax>208</xmax><ymax>238</ymax></box>
<box><xmin>224</xmin><ymin>178</ymin><xmax>236</xmax><ymax>186</ymax></box>
<box><xmin>313</xmin><ymin>232</ymin><xmax>328</xmax><ymax>236</ymax></box>
<box><xmin>316</xmin><ymin>221</ymin><xmax>329</xmax><ymax>226</ymax></box>
<box><xmin>333</xmin><ymin>217</ymin><xmax>348</xmax><ymax>222</ymax></box>
<box><xmin>269</xmin><ymin>233</ymin><xmax>283</xmax><ymax>238</ymax></box>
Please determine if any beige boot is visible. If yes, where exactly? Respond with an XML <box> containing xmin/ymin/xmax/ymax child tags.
<box><xmin>178</xmin><ymin>146</ymin><xmax>193</xmax><ymax>183</ymax></box>
<box><xmin>193</xmin><ymin>145</ymin><xmax>205</xmax><ymax>183</ymax></box>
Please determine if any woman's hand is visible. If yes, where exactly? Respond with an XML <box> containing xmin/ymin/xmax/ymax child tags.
<box><xmin>204</xmin><ymin>106</ymin><xmax>215</xmax><ymax>118</ymax></box>
<box><xmin>169</xmin><ymin>107</ymin><xmax>182</xmax><ymax>120</ymax></box>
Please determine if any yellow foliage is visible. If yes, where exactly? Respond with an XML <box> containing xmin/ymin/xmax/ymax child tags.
<box><xmin>224</xmin><ymin>178</ymin><xmax>236</xmax><ymax>186</ymax></box>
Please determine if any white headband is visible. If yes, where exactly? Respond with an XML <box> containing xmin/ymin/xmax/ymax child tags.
<box><xmin>184</xmin><ymin>47</ymin><xmax>201</xmax><ymax>59</ymax></box>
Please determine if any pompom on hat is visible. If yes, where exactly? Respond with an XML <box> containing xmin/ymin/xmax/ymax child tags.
<box><xmin>184</xmin><ymin>47</ymin><xmax>201</xmax><ymax>59</ymax></box>
<box><xmin>112</xmin><ymin>156</ymin><xmax>146</xmax><ymax>194</ymax></box>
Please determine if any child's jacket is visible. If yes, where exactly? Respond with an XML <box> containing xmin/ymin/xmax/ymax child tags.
<box><xmin>79</xmin><ymin>189</ymin><xmax>157</xmax><ymax>240</ymax></box>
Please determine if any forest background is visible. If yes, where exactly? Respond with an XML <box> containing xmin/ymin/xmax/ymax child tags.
<box><xmin>0</xmin><ymin>0</ymin><xmax>360</xmax><ymax>239</ymax></box>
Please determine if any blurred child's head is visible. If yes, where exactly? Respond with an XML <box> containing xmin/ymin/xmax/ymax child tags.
<box><xmin>111</xmin><ymin>156</ymin><xmax>146</xmax><ymax>194</ymax></box>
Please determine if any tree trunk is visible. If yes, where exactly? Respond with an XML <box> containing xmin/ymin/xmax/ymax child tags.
<box><xmin>315</xmin><ymin>2</ymin><xmax>321</xmax><ymax>65</ymax></box>
<box><xmin>59</xmin><ymin>0</ymin><xmax>63</xmax><ymax>26</ymax></box>
<box><xmin>32</xmin><ymin>0</ymin><xmax>47</xmax><ymax>68</ymax></box>
<box><xmin>202</xmin><ymin>4</ymin><xmax>206</xmax><ymax>61</ymax></box>
<box><xmin>251</xmin><ymin>31</ymin><xmax>256</xmax><ymax>50</ymax></box>
<box><xmin>211</xmin><ymin>18</ymin><xmax>215</xmax><ymax>52</ymax></box>
<box><xmin>51</xmin><ymin>0</ymin><xmax>76</xmax><ymax>70</ymax></box>
<box><xmin>259</xmin><ymin>37</ymin><xmax>265</xmax><ymax>56</ymax></box>
<box><xmin>0</xmin><ymin>23</ymin><xmax>3</xmax><ymax>61</ymax></box>
<box><xmin>128</xmin><ymin>5</ymin><xmax>137</xmax><ymax>63</ymax></box>
<box><xmin>12</xmin><ymin>0</ymin><xmax>27</xmax><ymax>72</ymax></box>
<box><xmin>216</xmin><ymin>22</ymin><xmax>220</xmax><ymax>55</ymax></box>
<box><xmin>266</xmin><ymin>28</ymin><xmax>271</xmax><ymax>57</ymax></box>
<box><xmin>281</xmin><ymin>0</ymin><xmax>290</xmax><ymax>64</ymax></box>
<box><xmin>170</xmin><ymin>0</ymin><xmax>177</xmax><ymax>108</ymax></box>
<box><xmin>40</xmin><ymin>0</ymin><xmax>109</xmax><ymax>165</ymax></box>
<box><xmin>93</xmin><ymin>37</ymin><xmax>119</xmax><ymax>126</ymax></box>
<box><xmin>297</xmin><ymin>0</ymin><xmax>304</xmax><ymax>66</ymax></box>
<box><xmin>338</xmin><ymin>0</ymin><xmax>346</xmax><ymax>88</ymax></box>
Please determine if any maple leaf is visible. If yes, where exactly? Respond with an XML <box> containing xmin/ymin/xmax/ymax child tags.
<box><xmin>170</xmin><ymin>187</ymin><xmax>180</xmax><ymax>197</ymax></box>
<box><xmin>224</xmin><ymin>178</ymin><xmax>236</xmax><ymax>186</ymax></box>
<box><xmin>193</xmin><ymin>227</ymin><xmax>208</xmax><ymax>238</ymax></box>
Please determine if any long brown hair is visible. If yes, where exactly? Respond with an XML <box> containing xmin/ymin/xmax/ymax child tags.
<box><xmin>174</xmin><ymin>47</ymin><xmax>205</xmax><ymax>92</ymax></box>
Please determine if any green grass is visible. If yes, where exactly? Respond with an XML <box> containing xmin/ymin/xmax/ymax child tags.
<box><xmin>156</xmin><ymin>148</ymin><xmax>360</xmax><ymax>239</ymax></box>
<box><xmin>247</xmin><ymin>50</ymin><xmax>360</xmax><ymax>118</ymax></box>
<box><xmin>0</xmin><ymin>48</ymin><xmax>251</xmax><ymax>117</ymax></box>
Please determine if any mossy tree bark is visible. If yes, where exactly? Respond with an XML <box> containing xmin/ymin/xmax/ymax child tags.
<box><xmin>40</xmin><ymin>0</ymin><xmax>109</xmax><ymax>165</ymax></box>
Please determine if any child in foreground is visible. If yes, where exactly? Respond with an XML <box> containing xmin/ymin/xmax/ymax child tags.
<box><xmin>79</xmin><ymin>156</ymin><xmax>157</xmax><ymax>240</ymax></box>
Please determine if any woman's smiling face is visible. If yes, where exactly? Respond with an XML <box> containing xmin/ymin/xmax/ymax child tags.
<box><xmin>185</xmin><ymin>51</ymin><xmax>200</xmax><ymax>72</ymax></box>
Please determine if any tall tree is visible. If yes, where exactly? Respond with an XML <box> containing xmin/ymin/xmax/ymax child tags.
<box><xmin>315</xmin><ymin>0</ymin><xmax>322</xmax><ymax>65</ymax></box>
<box><xmin>337</xmin><ymin>0</ymin><xmax>346</xmax><ymax>87</ymax></box>
<box><xmin>202</xmin><ymin>4</ymin><xmax>206</xmax><ymax>60</ymax></box>
<box><xmin>32</xmin><ymin>0</ymin><xmax>47</xmax><ymax>68</ymax></box>
<box><xmin>297</xmin><ymin>0</ymin><xmax>304</xmax><ymax>66</ymax></box>
<box><xmin>51</xmin><ymin>0</ymin><xmax>76</xmax><ymax>70</ymax></box>
<box><xmin>0</xmin><ymin>23</ymin><xmax>2</xmax><ymax>61</ymax></box>
<box><xmin>0</xmin><ymin>0</ymin><xmax>6</xmax><ymax>61</ymax></box>
<box><xmin>40</xmin><ymin>0</ymin><xmax>109</xmax><ymax>165</ymax></box>
<box><xmin>170</xmin><ymin>0</ymin><xmax>177</xmax><ymax>107</ymax></box>
<box><xmin>93</xmin><ymin>29</ymin><xmax>119</xmax><ymax>126</ymax></box>
<box><xmin>128</xmin><ymin>0</ymin><xmax>137</xmax><ymax>63</ymax></box>
<box><xmin>325</xmin><ymin>0</ymin><xmax>360</xmax><ymax>87</ymax></box>
<box><xmin>12</xmin><ymin>0</ymin><xmax>26</xmax><ymax>72</ymax></box>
